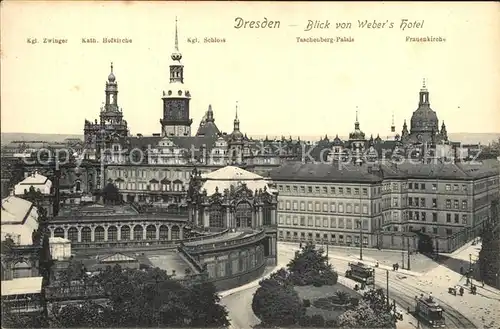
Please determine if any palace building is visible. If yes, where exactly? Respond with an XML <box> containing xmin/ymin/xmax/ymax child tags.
<box><xmin>270</xmin><ymin>161</ymin><xmax>499</xmax><ymax>253</ymax></box>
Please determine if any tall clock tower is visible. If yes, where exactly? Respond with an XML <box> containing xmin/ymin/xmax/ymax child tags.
<box><xmin>160</xmin><ymin>17</ymin><xmax>193</xmax><ymax>137</ymax></box>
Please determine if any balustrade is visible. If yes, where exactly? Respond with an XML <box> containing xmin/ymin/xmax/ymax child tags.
<box><xmin>183</xmin><ymin>230</ymin><xmax>266</xmax><ymax>252</ymax></box>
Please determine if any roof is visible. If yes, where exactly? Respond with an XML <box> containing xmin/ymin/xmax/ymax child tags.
<box><xmin>17</xmin><ymin>173</ymin><xmax>49</xmax><ymax>185</ymax></box>
<box><xmin>99</xmin><ymin>253</ymin><xmax>138</xmax><ymax>263</ymax></box>
<box><xmin>392</xmin><ymin>162</ymin><xmax>498</xmax><ymax>180</ymax></box>
<box><xmin>196</xmin><ymin>121</ymin><xmax>221</xmax><ymax>138</ymax></box>
<box><xmin>1</xmin><ymin>277</ymin><xmax>43</xmax><ymax>296</ymax></box>
<box><xmin>49</xmin><ymin>237</ymin><xmax>71</xmax><ymax>244</ymax></box>
<box><xmin>270</xmin><ymin>163</ymin><xmax>383</xmax><ymax>183</ymax></box>
<box><xmin>1</xmin><ymin>196</ymin><xmax>33</xmax><ymax>224</ymax></box>
<box><xmin>200</xmin><ymin>166</ymin><xmax>271</xmax><ymax>196</ymax></box>
<box><xmin>270</xmin><ymin>162</ymin><xmax>498</xmax><ymax>183</ymax></box>
<box><xmin>56</xmin><ymin>203</ymin><xmax>139</xmax><ymax>218</ymax></box>
<box><xmin>203</xmin><ymin>166</ymin><xmax>263</xmax><ymax>181</ymax></box>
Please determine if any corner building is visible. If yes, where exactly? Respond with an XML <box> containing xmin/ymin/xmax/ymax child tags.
<box><xmin>270</xmin><ymin>162</ymin><xmax>499</xmax><ymax>252</ymax></box>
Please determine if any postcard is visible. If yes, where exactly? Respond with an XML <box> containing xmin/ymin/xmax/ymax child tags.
<box><xmin>1</xmin><ymin>2</ymin><xmax>499</xmax><ymax>329</ymax></box>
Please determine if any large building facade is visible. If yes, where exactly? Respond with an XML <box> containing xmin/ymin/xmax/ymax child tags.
<box><xmin>270</xmin><ymin>162</ymin><xmax>499</xmax><ymax>252</ymax></box>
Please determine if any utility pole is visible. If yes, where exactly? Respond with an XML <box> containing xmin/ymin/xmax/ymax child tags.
<box><xmin>359</xmin><ymin>184</ymin><xmax>363</xmax><ymax>261</ymax></box>
<box><xmin>326</xmin><ymin>243</ymin><xmax>329</xmax><ymax>265</ymax></box>
<box><xmin>407</xmin><ymin>236</ymin><xmax>411</xmax><ymax>270</ymax></box>
<box><xmin>386</xmin><ymin>269</ymin><xmax>390</xmax><ymax>308</ymax></box>
<box><xmin>359</xmin><ymin>219</ymin><xmax>363</xmax><ymax>261</ymax></box>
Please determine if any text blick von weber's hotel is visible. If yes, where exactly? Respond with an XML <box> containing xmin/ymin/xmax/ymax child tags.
<box><xmin>1</xmin><ymin>19</ymin><xmax>499</xmax><ymax>253</ymax></box>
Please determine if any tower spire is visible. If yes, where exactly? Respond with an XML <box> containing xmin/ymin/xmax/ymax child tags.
<box><xmin>107</xmin><ymin>62</ymin><xmax>116</xmax><ymax>83</ymax></box>
<box><xmin>235</xmin><ymin>101</ymin><xmax>239</xmax><ymax>123</ymax></box>
<box><xmin>175</xmin><ymin>16</ymin><xmax>179</xmax><ymax>51</ymax></box>
<box><xmin>171</xmin><ymin>17</ymin><xmax>182</xmax><ymax>62</ymax></box>
<box><xmin>391</xmin><ymin>112</ymin><xmax>395</xmax><ymax>133</ymax></box>
<box><xmin>422</xmin><ymin>78</ymin><xmax>427</xmax><ymax>90</ymax></box>
<box><xmin>355</xmin><ymin>106</ymin><xmax>359</xmax><ymax>123</ymax></box>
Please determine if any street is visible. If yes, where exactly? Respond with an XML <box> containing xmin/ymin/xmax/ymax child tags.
<box><xmin>221</xmin><ymin>242</ymin><xmax>497</xmax><ymax>329</ymax></box>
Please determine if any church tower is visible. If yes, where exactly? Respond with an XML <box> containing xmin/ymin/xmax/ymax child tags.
<box><xmin>99</xmin><ymin>62</ymin><xmax>128</xmax><ymax>136</ymax></box>
<box><xmin>228</xmin><ymin>102</ymin><xmax>245</xmax><ymax>165</ymax></box>
<box><xmin>160</xmin><ymin>17</ymin><xmax>193</xmax><ymax>137</ymax></box>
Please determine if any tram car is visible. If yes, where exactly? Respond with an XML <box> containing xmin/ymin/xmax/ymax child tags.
<box><xmin>345</xmin><ymin>262</ymin><xmax>375</xmax><ymax>285</ymax></box>
<box><xmin>414</xmin><ymin>294</ymin><xmax>445</xmax><ymax>328</ymax></box>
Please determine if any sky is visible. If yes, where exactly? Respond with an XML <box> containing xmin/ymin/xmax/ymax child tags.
<box><xmin>1</xmin><ymin>1</ymin><xmax>499</xmax><ymax>139</ymax></box>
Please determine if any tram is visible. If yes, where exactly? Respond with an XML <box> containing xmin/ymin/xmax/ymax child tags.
<box><xmin>345</xmin><ymin>262</ymin><xmax>375</xmax><ymax>285</ymax></box>
<box><xmin>414</xmin><ymin>294</ymin><xmax>446</xmax><ymax>328</ymax></box>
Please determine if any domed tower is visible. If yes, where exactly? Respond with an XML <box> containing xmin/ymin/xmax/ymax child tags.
<box><xmin>228</xmin><ymin>102</ymin><xmax>245</xmax><ymax>165</ymax></box>
<box><xmin>160</xmin><ymin>17</ymin><xmax>193</xmax><ymax>137</ymax></box>
<box><xmin>348</xmin><ymin>108</ymin><xmax>366</xmax><ymax>149</ymax></box>
<box><xmin>99</xmin><ymin>62</ymin><xmax>128</xmax><ymax>137</ymax></box>
<box><xmin>409</xmin><ymin>79</ymin><xmax>439</xmax><ymax>140</ymax></box>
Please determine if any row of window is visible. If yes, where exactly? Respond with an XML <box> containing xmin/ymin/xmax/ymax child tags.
<box><xmin>278</xmin><ymin>185</ymin><xmax>371</xmax><ymax>196</ymax></box>
<box><xmin>205</xmin><ymin>248</ymin><xmax>264</xmax><ymax>279</ymax></box>
<box><xmin>386</xmin><ymin>225</ymin><xmax>454</xmax><ymax>236</ymax></box>
<box><xmin>409</xmin><ymin>182</ymin><xmax>469</xmax><ymax>192</ymax></box>
<box><xmin>408</xmin><ymin>211</ymin><xmax>468</xmax><ymax>224</ymax></box>
<box><xmin>208</xmin><ymin>203</ymin><xmax>273</xmax><ymax>228</ymax></box>
<box><xmin>279</xmin><ymin>230</ymin><xmax>369</xmax><ymax>245</ymax></box>
<box><xmin>279</xmin><ymin>215</ymin><xmax>369</xmax><ymax>230</ymax></box>
<box><xmin>278</xmin><ymin>181</ymin><xmax>475</xmax><ymax>197</ymax></box>
<box><xmin>115</xmin><ymin>182</ymin><xmax>186</xmax><ymax>192</ymax></box>
<box><xmin>108</xmin><ymin>169</ymin><xmax>202</xmax><ymax>180</ymax></box>
<box><xmin>280</xmin><ymin>200</ymin><xmax>369</xmax><ymax>214</ymax></box>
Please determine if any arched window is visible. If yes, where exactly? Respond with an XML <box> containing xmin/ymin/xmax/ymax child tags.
<box><xmin>146</xmin><ymin>225</ymin><xmax>156</xmax><ymax>240</ymax></box>
<box><xmin>262</xmin><ymin>204</ymin><xmax>272</xmax><ymax>226</ymax></box>
<box><xmin>13</xmin><ymin>261</ymin><xmax>31</xmax><ymax>278</ymax></box>
<box><xmin>159</xmin><ymin>225</ymin><xmax>169</xmax><ymax>239</ymax></box>
<box><xmin>107</xmin><ymin>226</ymin><xmax>118</xmax><ymax>241</ymax></box>
<box><xmin>67</xmin><ymin>227</ymin><xmax>78</xmax><ymax>242</ymax></box>
<box><xmin>171</xmin><ymin>225</ymin><xmax>180</xmax><ymax>240</ymax></box>
<box><xmin>75</xmin><ymin>181</ymin><xmax>81</xmax><ymax>192</ymax></box>
<box><xmin>235</xmin><ymin>202</ymin><xmax>252</xmax><ymax>228</ymax></box>
<box><xmin>133</xmin><ymin>225</ymin><xmax>143</xmax><ymax>240</ymax></box>
<box><xmin>81</xmin><ymin>227</ymin><xmax>91</xmax><ymax>242</ymax></box>
<box><xmin>209</xmin><ymin>203</ymin><xmax>224</xmax><ymax>228</ymax></box>
<box><xmin>94</xmin><ymin>226</ymin><xmax>105</xmax><ymax>242</ymax></box>
<box><xmin>120</xmin><ymin>226</ymin><xmax>130</xmax><ymax>240</ymax></box>
<box><xmin>54</xmin><ymin>227</ymin><xmax>65</xmax><ymax>238</ymax></box>
<box><xmin>239</xmin><ymin>251</ymin><xmax>248</xmax><ymax>272</ymax></box>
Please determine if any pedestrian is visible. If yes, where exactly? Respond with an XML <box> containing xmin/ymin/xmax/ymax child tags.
<box><xmin>299</xmin><ymin>242</ymin><xmax>302</xmax><ymax>248</ymax></box>
<box><xmin>482</xmin><ymin>280</ymin><xmax>484</xmax><ymax>288</ymax></box>
<box><xmin>396</xmin><ymin>263</ymin><xmax>399</xmax><ymax>271</ymax></box>
<box><xmin>459</xmin><ymin>286</ymin><xmax>464</xmax><ymax>296</ymax></box>
<box><xmin>460</xmin><ymin>266</ymin><xmax>464</xmax><ymax>275</ymax></box>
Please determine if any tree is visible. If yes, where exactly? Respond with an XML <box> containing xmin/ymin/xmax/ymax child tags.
<box><xmin>52</xmin><ymin>301</ymin><xmax>110</xmax><ymax>328</ymax></box>
<box><xmin>188</xmin><ymin>281</ymin><xmax>230</xmax><ymax>327</ymax></box>
<box><xmin>1</xmin><ymin>299</ymin><xmax>44</xmax><ymax>328</ymax></box>
<box><xmin>101</xmin><ymin>183</ymin><xmax>122</xmax><ymax>204</ymax></box>
<box><xmin>337</xmin><ymin>300</ymin><xmax>396</xmax><ymax>329</ymax></box>
<box><xmin>252</xmin><ymin>277</ymin><xmax>306</xmax><ymax>327</ymax></box>
<box><xmin>286</xmin><ymin>242</ymin><xmax>338</xmax><ymax>286</ymax></box>
<box><xmin>479</xmin><ymin>200</ymin><xmax>500</xmax><ymax>288</ymax></box>
<box><xmin>92</xmin><ymin>265</ymin><xmax>229</xmax><ymax>327</ymax></box>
